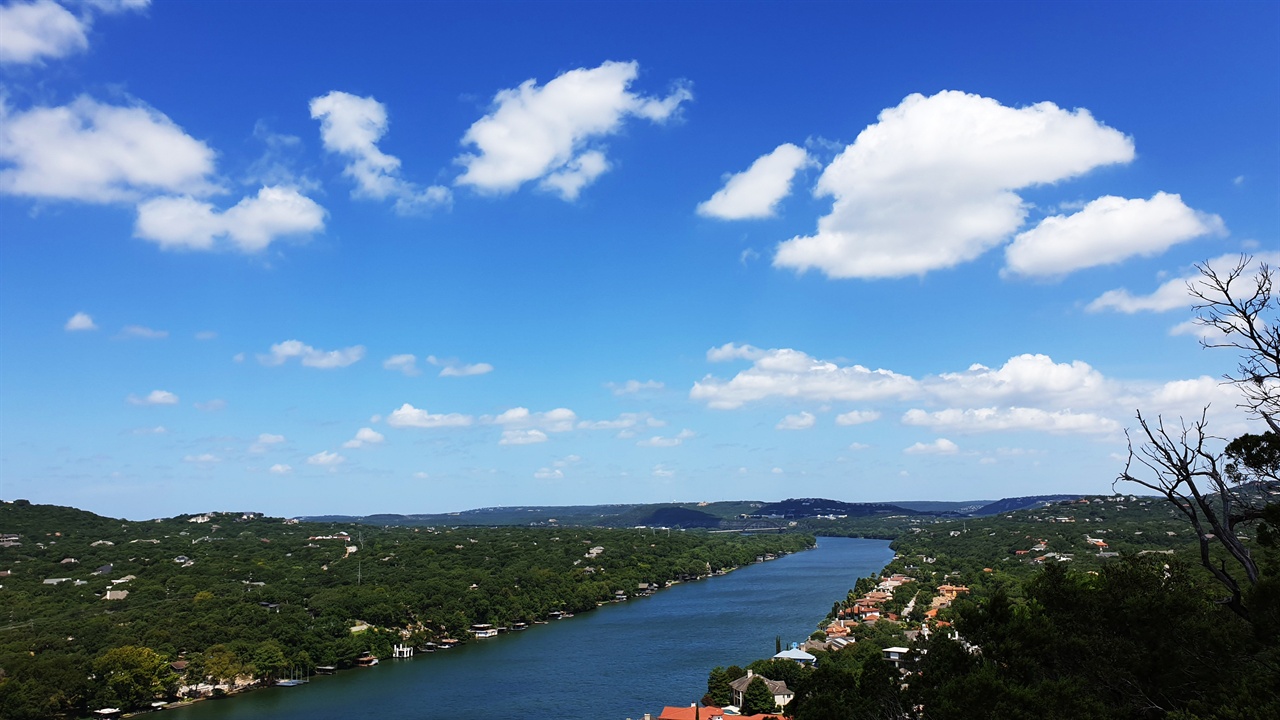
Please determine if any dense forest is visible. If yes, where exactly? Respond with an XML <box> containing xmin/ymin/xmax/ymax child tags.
<box><xmin>0</xmin><ymin>502</ymin><xmax>812</xmax><ymax>718</ymax></box>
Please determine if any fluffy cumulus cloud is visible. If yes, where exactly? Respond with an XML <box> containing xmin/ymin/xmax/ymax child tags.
<box><xmin>386</xmin><ymin>403</ymin><xmax>473</xmax><ymax>428</ymax></box>
<box><xmin>1088</xmin><ymin>252</ymin><xmax>1280</xmax><ymax>314</ymax></box>
<box><xmin>64</xmin><ymin>311</ymin><xmax>97</xmax><ymax>331</ymax></box>
<box><xmin>249</xmin><ymin>433</ymin><xmax>285</xmax><ymax>453</ymax></box>
<box><xmin>127</xmin><ymin>389</ymin><xmax>178</xmax><ymax>405</ymax></box>
<box><xmin>454</xmin><ymin>60</ymin><xmax>691</xmax><ymax>200</ymax></box>
<box><xmin>383</xmin><ymin>353</ymin><xmax>420</xmax><ymax>376</ymax></box>
<box><xmin>492</xmin><ymin>407</ymin><xmax>577</xmax><ymax>433</ymax></box>
<box><xmin>776</xmin><ymin>411</ymin><xmax>816</xmax><ymax>430</ymax></box>
<box><xmin>691</xmin><ymin>344</ymin><xmax>919</xmax><ymax>410</ymax></box>
<box><xmin>0</xmin><ymin>96</ymin><xmax>218</xmax><ymax>202</ymax></box>
<box><xmin>1005</xmin><ymin>193</ymin><xmax>1226</xmax><ymax>277</ymax></box>
<box><xmin>637</xmin><ymin>429</ymin><xmax>695</xmax><ymax>447</ymax></box>
<box><xmin>902</xmin><ymin>407</ymin><xmax>1120</xmax><ymax>435</ymax></box>
<box><xmin>835</xmin><ymin>410</ymin><xmax>880</xmax><ymax>426</ymax></box>
<box><xmin>0</xmin><ymin>0</ymin><xmax>87</xmax><ymax>64</ymax></box>
<box><xmin>134</xmin><ymin>185</ymin><xmax>326</xmax><ymax>252</ymax></box>
<box><xmin>309</xmin><ymin>90</ymin><xmax>451</xmax><ymax>213</ymax></box>
<box><xmin>926</xmin><ymin>354</ymin><xmax>1113</xmax><ymax>409</ymax></box>
<box><xmin>343</xmin><ymin>427</ymin><xmax>385</xmax><ymax>449</ymax></box>
<box><xmin>269</xmin><ymin>463</ymin><xmax>292</xmax><ymax>475</ymax></box>
<box><xmin>307</xmin><ymin>450</ymin><xmax>345</xmax><ymax>466</ymax></box>
<box><xmin>500</xmin><ymin>429</ymin><xmax>548</xmax><ymax>445</ymax></box>
<box><xmin>697</xmin><ymin>143</ymin><xmax>813</xmax><ymax>220</ymax></box>
<box><xmin>427</xmin><ymin>355</ymin><xmax>493</xmax><ymax>377</ymax></box>
<box><xmin>904</xmin><ymin>438</ymin><xmax>959</xmax><ymax>455</ymax></box>
<box><xmin>773</xmin><ymin>91</ymin><xmax>1134</xmax><ymax>278</ymax></box>
<box><xmin>257</xmin><ymin>340</ymin><xmax>365</xmax><ymax>369</ymax></box>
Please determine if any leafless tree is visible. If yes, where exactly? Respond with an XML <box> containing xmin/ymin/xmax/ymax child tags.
<box><xmin>1119</xmin><ymin>256</ymin><xmax>1279</xmax><ymax>622</ymax></box>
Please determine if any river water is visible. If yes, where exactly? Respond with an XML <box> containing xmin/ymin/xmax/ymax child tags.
<box><xmin>167</xmin><ymin>536</ymin><xmax>893</xmax><ymax>720</ymax></box>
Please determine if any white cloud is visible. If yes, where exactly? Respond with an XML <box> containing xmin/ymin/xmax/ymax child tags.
<box><xmin>0</xmin><ymin>0</ymin><xmax>87</xmax><ymax>64</ymax></box>
<box><xmin>577</xmin><ymin>412</ymin><xmax>658</xmax><ymax>431</ymax></box>
<box><xmin>83</xmin><ymin>1</ymin><xmax>152</xmax><ymax>14</ymax></box>
<box><xmin>835</xmin><ymin>410</ymin><xmax>880</xmax><ymax>426</ymax></box>
<box><xmin>1005</xmin><ymin>193</ymin><xmax>1226</xmax><ymax>276</ymax></box>
<box><xmin>131</xmin><ymin>425</ymin><xmax>166</xmax><ymax>435</ymax></box>
<box><xmin>776</xmin><ymin>411</ymin><xmax>816</xmax><ymax>430</ymax></box>
<box><xmin>927</xmin><ymin>354</ymin><xmax>1111</xmax><ymax>409</ymax></box>
<box><xmin>386</xmin><ymin>403</ymin><xmax>473</xmax><ymax>428</ymax></box>
<box><xmin>128</xmin><ymin>389</ymin><xmax>178</xmax><ymax>405</ymax></box>
<box><xmin>195</xmin><ymin>330</ymin><xmax>217</xmax><ymax>340</ymax></box>
<box><xmin>609</xmin><ymin>379</ymin><xmax>664</xmax><ymax>395</ymax></box>
<box><xmin>307</xmin><ymin>450</ymin><xmax>345</xmax><ymax>466</ymax></box>
<box><xmin>902</xmin><ymin>407</ymin><xmax>1120</xmax><ymax>435</ymax></box>
<box><xmin>64</xmin><ymin>311</ymin><xmax>97</xmax><ymax>331</ymax></box>
<box><xmin>454</xmin><ymin>60</ymin><xmax>691</xmax><ymax>200</ymax></box>
<box><xmin>652</xmin><ymin>464</ymin><xmax>675</xmax><ymax>478</ymax></box>
<box><xmin>706</xmin><ymin>342</ymin><xmax>768</xmax><ymax>362</ymax></box>
<box><xmin>1088</xmin><ymin>252</ymin><xmax>1280</xmax><ymax>314</ymax></box>
<box><xmin>343</xmin><ymin>427</ymin><xmax>385</xmax><ymax>448</ymax></box>
<box><xmin>697</xmin><ymin>143</ymin><xmax>812</xmax><ymax>220</ymax></box>
<box><xmin>500</xmin><ymin>429</ymin><xmax>548</xmax><ymax>445</ymax></box>
<box><xmin>0</xmin><ymin>96</ymin><xmax>218</xmax><ymax>202</ymax></box>
<box><xmin>269</xmin><ymin>463</ymin><xmax>292</xmax><ymax>475</ymax></box>
<box><xmin>183</xmin><ymin>453</ymin><xmax>219</xmax><ymax>463</ymax></box>
<box><xmin>383</xmin><ymin>353</ymin><xmax>420</xmax><ymax>376</ymax></box>
<box><xmin>258</xmin><ymin>339</ymin><xmax>365</xmax><ymax>369</ymax></box>
<box><xmin>904</xmin><ymin>438</ymin><xmax>959</xmax><ymax>455</ymax></box>
<box><xmin>120</xmin><ymin>324</ymin><xmax>167</xmax><ymax>339</ymax></box>
<box><xmin>691</xmin><ymin>346</ymin><xmax>919</xmax><ymax>410</ymax></box>
<box><xmin>194</xmin><ymin>399</ymin><xmax>226</xmax><ymax>412</ymax></box>
<box><xmin>249</xmin><ymin>433</ymin><xmax>285</xmax><ymax>453</ymax></box>
<box><xmin>637</xmin><ymin>429</ymin><xmax>694</xmax><ymax>447</ymax></box>
<box><xmin>534</xmin><ymin>467</ymin><xmax>564</xmax><ymax>479</ymax></box>
<box><xmin>135</xmin><ymin>185</ymin><xmax>326</xmax><ymax>252</ymax></box>
<box><xmin>492</xmin><ymin>407</ymin><xmax>577</xmax><ymax>433</ymax></box>
<box><xmin>773</xmin><ymin>91</ymin><xmax>1134</xmax><ymax>278</ymax></box>
<box><xmin>309</xmin><ymin>90</ymin><xmax>451</xmax><ymax>213</ymax></box>
<box><xmin>427</xmin><ymin>355</ymin><xmax>494</xmax><ymax>377</ymax></box>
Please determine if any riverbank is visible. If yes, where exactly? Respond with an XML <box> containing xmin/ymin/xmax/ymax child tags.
<box><xmin>153</xmin><ymin>537</ymin><xmax>893</xmax><ymax>720</ymax></box>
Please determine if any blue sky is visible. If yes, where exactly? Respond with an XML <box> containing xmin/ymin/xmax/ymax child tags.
<box><xmin>1</xmin><ymin>0</ymin><xmax>1277</xmax><ymax>519</ymax></box>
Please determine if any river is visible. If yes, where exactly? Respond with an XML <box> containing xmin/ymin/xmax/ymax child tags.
<box><xmin>167</xmin><ymin>536</ymin><xmax>893</xmax><ymax>720</ymax></box>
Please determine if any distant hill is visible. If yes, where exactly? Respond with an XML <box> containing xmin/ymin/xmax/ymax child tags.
<box><xmin>298</xmin><ymin>494</ymin><xmax>1093</xmax><ymax>527</ymax></box>
<box><xmin>967</xmin><ymin>494</ymin><xmax>1085</xmax><ymax>516</ymax></box>
<box><xmin>751</xmin><ymin>498</ymin><xmax>926</xmax><ymax>518</ymax></box>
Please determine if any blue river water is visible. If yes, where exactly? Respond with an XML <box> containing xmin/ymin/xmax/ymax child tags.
<box><xmin>165</xmin><ymin>536</ymin><xmax>893</xmax><ymax>720</ymax></box>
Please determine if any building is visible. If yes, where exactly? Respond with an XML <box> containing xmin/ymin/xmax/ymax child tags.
<box><xmin>729</xmin><ymin>670</ymin><xmax>794</xmax><ymax>709</ymax></box>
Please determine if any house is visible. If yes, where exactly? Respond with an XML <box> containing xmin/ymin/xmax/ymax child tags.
<box><xmin>103</xmin><ymin>590</ymin><xmax>129</xmax><ymax>601</ymax></box>
<box><xmin>729</xmin><ymin>670</ymin><xmax>794</xmax><ymax>709</ymax></box>
<box><xmin>882</xmin><ymin>646</ymin><xmax>911</xmax><ymax>669</ymax></box>
<box><xmin>43</xmin><ymin>577</ymin><xmax>71</xmax><ymax>585</ymax></box>
<box><xmin>91</xmin><ymin>564</ymin><xmax>113</xmax><ymax>576</ymax></box>
<box><xmin>773</xmin><ymin>646</ymin><xmax>816</xmax><ymax>665</ymax></box>
<box><xmin>471</xmin><ymin>623</ymin><xmax>498</xmax><ymax>639</ymax></box>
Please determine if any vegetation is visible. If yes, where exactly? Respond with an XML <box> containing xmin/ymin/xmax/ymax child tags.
<box><xmin>0</xmin><ymin>503</ymin><xmax>811</xmax><ymax>718</ymax></box>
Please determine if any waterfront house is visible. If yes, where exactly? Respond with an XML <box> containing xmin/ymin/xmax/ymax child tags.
<box><xmin>470</xmin><ymin>623</ymin><xmax>498</xmax><ymax>638</ymax></box>
<box><xmin>773</xmin><ymin>645</ymin><xmax>816</xmax><ymax>665</ymax></box>
<box><xmin>729</xmin><ymin>670</ymin><xmax>794</xmax><ymax>709</ymax></box>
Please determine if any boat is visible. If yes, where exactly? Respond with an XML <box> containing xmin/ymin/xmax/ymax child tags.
<box><xmin>315</xmin><ymin>666</ymin><xmax>336</xmax><ymax>675</ymax></box>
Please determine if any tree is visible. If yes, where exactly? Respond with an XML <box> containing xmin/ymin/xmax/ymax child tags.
<box><xmin>704</xmin><ymin>666</ymin><xmax>732</xmax><ymax>707</ymax></box>
<box><xmin>741</xmin><ymin>676</ymin><xmax>778</xmax><ymax>715</ymax></box>
<box><xmin>1120</xmin><ymin>256</ymin><xmax>1280</xmax><ymax>622</ymax></box>
<box><xmin>90</xmin><ymin>646</ymin><xmax>175</xmax><ymax>711</ymax></box>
